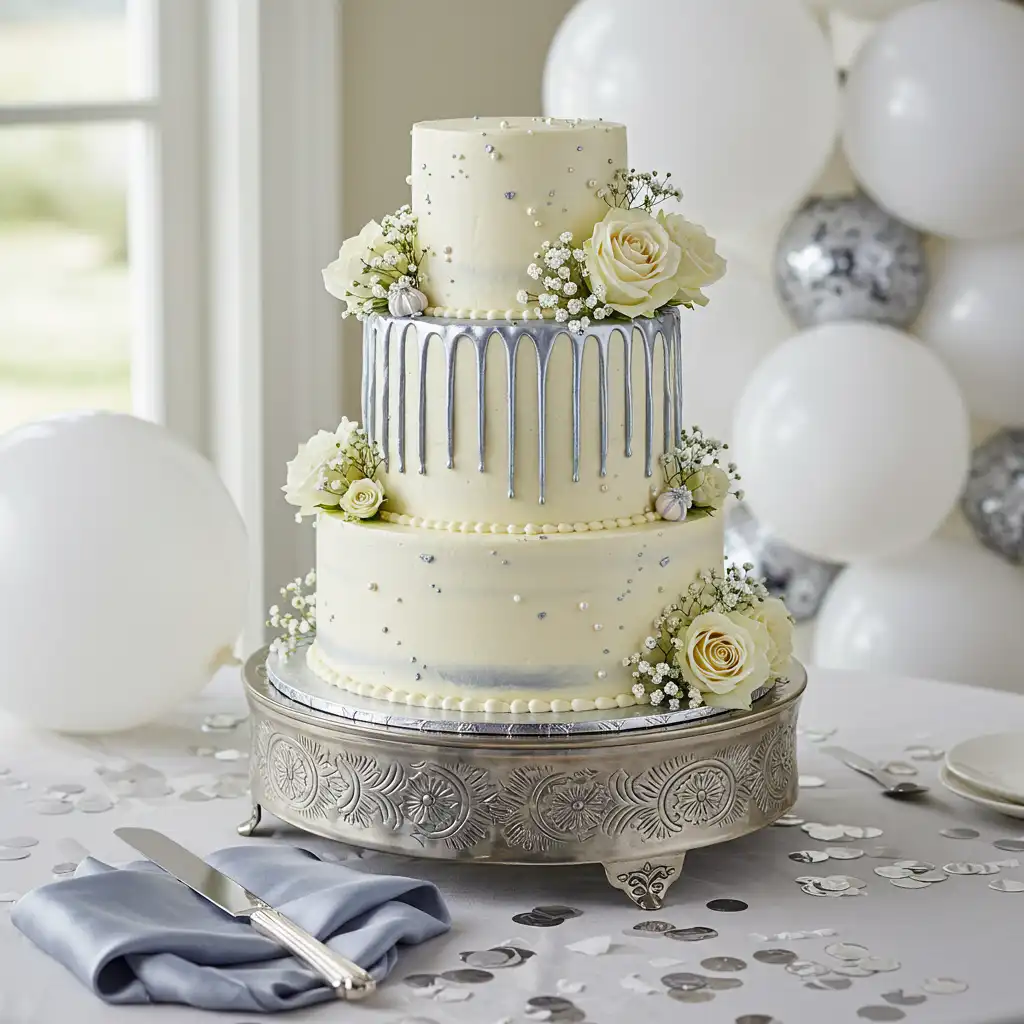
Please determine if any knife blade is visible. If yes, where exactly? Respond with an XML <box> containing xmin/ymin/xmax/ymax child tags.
<box><xmin>115</xmin><ymin>827</ymin><xmax>376</xmax><ymax>1000</ymax></box>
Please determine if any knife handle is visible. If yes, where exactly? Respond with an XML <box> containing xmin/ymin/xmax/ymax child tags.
<box><xmin>250</xmin><ymin>906</ymin><xmax>376</xmax><ymax>1001</ymax></box>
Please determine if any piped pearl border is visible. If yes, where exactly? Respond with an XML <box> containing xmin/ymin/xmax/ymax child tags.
<box><xmin>424</xmin><ymin>306</ymin><xmax>558</xmax><ymax>321</ymax></box>
<box><xmin>378</xmin><ymin>509</ymin><xmax>661</xmax><ymax>534</ymax></box>
<box><xmin>307</xmin><ymin>642</ymin><xmax>647</xmax><ymax>716</ymax></box>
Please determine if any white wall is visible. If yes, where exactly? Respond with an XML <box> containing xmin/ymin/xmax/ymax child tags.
<box><xmin>338</xmin><ymin>0</ymin><xmax>576</xmax><ymax>412</ymax></box>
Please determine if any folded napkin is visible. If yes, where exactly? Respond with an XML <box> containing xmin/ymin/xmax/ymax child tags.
<box><xmin>12</xmin><ymin>843</ymin><xmax>450</xmax><ymax>1013</ymax></box>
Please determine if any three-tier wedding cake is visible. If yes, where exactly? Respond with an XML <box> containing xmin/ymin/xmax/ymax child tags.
<box><xmin>275</xmin><ymin>117</ymin><xmax>794</xmax><ymax>716</ymax></box>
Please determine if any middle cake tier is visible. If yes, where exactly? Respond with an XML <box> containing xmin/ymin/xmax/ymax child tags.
<box><xmin>362</xmin><ymin>309</ymin><xmax>682</xmax><ymax>528</ymax></box>
<box><xmin>310</xmin><ymin>510</ymin><xmax>723</xmax><ymax>713</ymax></box>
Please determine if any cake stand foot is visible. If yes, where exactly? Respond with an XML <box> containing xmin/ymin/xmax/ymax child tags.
<box><xmin>237</xmin><ymin>803</ymin><xmax>263</xmax><ymax>837</ymax></box>
<box><xmin>603</xmin><ymin>855</ymin><xmax>686</xmax><ymax>910</ymax></box>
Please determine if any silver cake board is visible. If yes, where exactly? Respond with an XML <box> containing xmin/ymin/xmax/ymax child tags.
<box><xmin>240</xmin><ymin>648</ymin><xmax>805</xmax><ymax>909</ymax></box>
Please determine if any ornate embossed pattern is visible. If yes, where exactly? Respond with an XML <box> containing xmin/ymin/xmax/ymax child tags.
<box><xmin>250</xmin><ymin>718</ymin><xmax>797</xmax><ymax>855</ymax></box>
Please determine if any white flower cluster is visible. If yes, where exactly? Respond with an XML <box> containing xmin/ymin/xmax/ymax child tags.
<box><xmin>600</xmin><ymin>168</ymin><xmax>683</xmax><ymax>214</ymax></box>
<box><xmin>623</xmin><ymin>564</ymin><xmax>790</xmax><ymax>714</ymax></box>
<box><xmin>659</xmin><ymin>426</ymin><xmax>743</xmax><ymax>510</ymax></box>
<box><xmin>322</xmin><ymin>205</ymin><xmax>422</xmax><ymax>321</ymax></box>
<box><xmin>268</xmin><ymin>570</ymin><xmax>317</xmax><ymax>658</ymax></box>
<box><xmin>520</xmin><ymin>231</ymin><xmax>614</xmax><ymax>333</ymax></box>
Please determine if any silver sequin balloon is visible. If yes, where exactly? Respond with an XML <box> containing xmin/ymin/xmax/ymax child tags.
<box><xmin>961</xmin><ymin>429</ymin><xmax>1024</xmax><ymax>564</ymax></box>
<box><xmin>774</xmin><ymin>193</ymin><xmax>928</xmax><ymax>329</ymax></box>
<box><xmin>725</xmin><ymin>504</ymin><xmax>843</xmax><ymax>622</ymax></box>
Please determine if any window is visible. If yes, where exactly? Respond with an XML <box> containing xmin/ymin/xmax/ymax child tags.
<box><xmin>0</xmin><ymin>0</ymin><xmax>204</xmax><ymax>446</ymax></box>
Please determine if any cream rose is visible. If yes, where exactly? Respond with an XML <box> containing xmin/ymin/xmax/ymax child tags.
<box><xmin>282</xmin><ymin>429</ymin><xmax>343</xmax><ymax>517</ymax></box>
<box><xmin>584</xmin><ymin>208</ymin><xmax>682</xmax><ymax>317</ymax></box>
<box><xmin>685</xmin><ymin>465</ymin><xmax>731</xmax><ymax>509</ymax></box>
<box><xmin>748</xmin><ymin>597</ymin><xmax>794</xmax><ymax>676</ymax></box>
<box><xmin>339</xmin><ymin>477</ymin><xmax>385</xmax><ymax>519</ymax></box>
<box><xmin>676</xmin><ymin>610</ymin><xmax>771</xmax><ymax>710</ymax></box>
<box><xmin>322</xmin><ymin>219</ymin><xmax>387</xmax><ymax>314</ymax></box>
<box><xmin>657</xmin><ymin>211</ymin><xmax>726</xmax><ymax>307</ymax></box>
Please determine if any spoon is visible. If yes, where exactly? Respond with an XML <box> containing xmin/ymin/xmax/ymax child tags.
<box><xmin>821</xmin><ymin>746</ymin><xmax>930</xmax><ymax>799</ymax></box>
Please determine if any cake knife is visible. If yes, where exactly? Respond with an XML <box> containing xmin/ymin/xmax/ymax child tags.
<box><xmin>114</xmin><ymin>827</ymin><xmax>376</xmax><ymax>1001</ymax></box>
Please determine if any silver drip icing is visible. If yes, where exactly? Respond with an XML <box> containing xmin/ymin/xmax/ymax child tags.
<box><xmin>361</xmin><ymin>310</ymin><xmax>682</xmax><ymax>504</ymax></box>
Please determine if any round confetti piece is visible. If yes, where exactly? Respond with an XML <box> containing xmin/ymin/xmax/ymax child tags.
<box><xmin>806</xmin><ymin>825</ymin><xmax>847</xmax><ymax>841</ymax></box>
<box><xmin>440</xmin><ymin>968</ymin><xmax>494</xmax><ymax>984</ymax></box>
<box><xmin>661</xmin><ymin>972</ymin><xmax>707</xmax><ymax>991</ymax></box>
<box><xmin>882</xmin><ymin>990</ymin><xmax>927</xmax><ymax>1007</ymax></box>
<box><xmin>29</xmin><ymin>799</ymin><xmax>73</xmax><ymax>816</ymax></box>
<box><xmin>913</xmin><ymin>870</ymin><xmax>948</xmax><ymax>883</ymax></box>
<box><xmin>921</xmin><ymin>977</ymin><xmax>969</xmax><ymax>995</ymax></box>
<box><xmin>630</xmin><ymin>919</ymin><xmax>674</xmax><ymax>934</ymax></box>
<box><xmin>940</xmin><ymin>827</ymin><xmax>980</xmax><ymax>840</ymax></box>
<box><xmin>831</xmin><ymin>964</ymin><xmax>876</xmax><ymax>977</ymax></box>
<box><xmin>402</xmin><ymin>973</ymin><xmax>440</xmax><ymax>988</ymax></box>
<box><xmin>0</xmin><ymin>892</ymin><xmax>20</xmax><ymax>904</ymax></box>
<box><xmin>989</xmin><ymin>878</ymin><xmax>1024</xmax><ymax>892</ymax></box>
<box><xmin>512</xmin><ymin>912</ymin><xmax>563</xmax><ymax>928</ymax></box>
<box><xmin>817</xmin><ymin>877</ymin><xmax>850</xmax><ymax>892</ymax></box>
<box><xmin>0</xmin><ymin>849</ymin><xmax>30</xmax><ymax>862</ymax></box>
<box><xmin>701</xmin><ymin>956</ymin><xmax>747</xmax><ymax>972</ymax></box>
<box><xmin>826</xmin><ymin>846</ymin><xmax>864</xmax><ymax>860</ymax></box>
<box><xmin>75</xmin><ymin>795</ymin><xmax>114</xmax><ymax>814</ymax></box>
<box><xmin>0</xmin><ymin>836</ymin><xmax>38</xmax><ymax>849</ymax></box>
<box><xmin>666</xmin><ymin>926</ymin><xmax>718</xmax><ymax>942</ymax></box>
<box><xmin>202</xmin><ymin>712</ymin><xmax>246</xmax><ymax>732</ymax></box>
<box><xmin>798</xmin><ymin>775</ymin><xmax>826</xmax><ymax>788</ymax></box>
<box><xmin>881</xmin><ymin>761</ymin><xmax>918</xmax><ymax>776</ymax></box>
<box><xmin>800</xmin><ymin>883</ymin><xmax>842</xmax><ymax>898</ymax></box>
<box><xmin>857</xmin><ymin>957</ymin><xmax>901</xmax><ymax>973</ymax></box>
<box><xmin>841</xmin><ymin>825</ymin><xmax>867</xmax><ymax>838</ymax></box>
<box><xmin>786</xmin><ymin>960</ymin><xmax>828</xmax><ymax>978</ymax></box>
<box><xmin>668</xmin><ymin>989</ymin><xmax>715</xmax><ymax>1003</ymax></box>
<box><xmin>860</xmin><ymin>827</ymin><xmax>884</xmax><ymax>839</ymax></box>
<box><xmin>874</xmin><ymin>866</ymin><xmax>912</xmax><ymax>879</ymax></box>
<box><xmin>51</xmin><ymin>861</ymin><xmax>79</xmax><ymax>875</ymax></box>
<box><xmin>754</xmin><ymin>949</ymin><xmax>798</xmax><ymax>965</ymax></box>
<box><xmin>993</xmin><ymin>838</ymin><xmax>1024</xmax><ymax>852</ymax></box>
<box><xmin>905</xmin><ymin>745</ymin><xmax>944</xmax><ymax>761</ymax></box>
<box><xmin>889</xmin><ymin>877</ymin><xmax>930</xmax><ymax>889</ymax></box>
<box><xmin>528</xmin><ymin>995</ymin><xmax>577</xmax><ymax>1010</ymax></box>
<box><xmin>706</xmin><ymin>898</ymin><xmax>747</xmax><ymax>913</ymax></box>
<box><xmin>704</xmin><ymin>976</ymin><xmax>743</xmax><ymax>990</ymax></box>
<box><xmin>789</xmin><ymin>850</ymin><xmax>829</xmax><ymax>863</ymax></box>
<box><xmin>735</xmin><ymin>1016</ymin><xmax>781</xmax><ymax>1024</ymax></box>
<box><xmin>460</xmin><ymin>949</ymin><xmax>515</xmax><ymax>968</ymax></box>
<box><xmin>825</xmin><ymin>942</ymin><xmax>870</xmax><ymax>961</ymax></box>
<box><xmin>943</xmin><ymin>862</ymin><xmax>998</xmax><ymax>876</ymax></box>
<box><xmin>857</xmin><ymin>1006</ymin><xmax>906</xmax><ymax>1021</ymax></box>
<box><xmin>47</xmin><ymin>783</ymin><xmax>85</xmax><ymax>796</ymax></box>
<box><xmin>893</xmin><ymin>860</ymin><xmax>934</xmax><ymax>873</ymax></box>
<box><xmin>534</xmin><ymin>904</ymin><xmax>582</xmax><ymax>919</ymax></box>
<box><xmin>771</xmin><ymin>815</ymin><xmax>805</xmax><ymax>827</ymax></box>
<box><xmin>833</xmin><ymin>874</ymin><xmax>868</xmax><ymax>888</ymax></box>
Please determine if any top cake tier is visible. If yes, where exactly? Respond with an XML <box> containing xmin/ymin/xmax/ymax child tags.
<box><xmin>411</xmin><ymin>117</ymin><xmax>627</xmax><ymax>316</ymax></box>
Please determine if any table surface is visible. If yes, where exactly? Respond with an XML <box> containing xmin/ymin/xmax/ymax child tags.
<box><xmin>1</xmin><ymin>666</ymin><xmax>1022</xmax><ymax>1024</ymax></box>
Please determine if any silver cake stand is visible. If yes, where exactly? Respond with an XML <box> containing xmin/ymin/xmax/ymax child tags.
<box><xmin>239</xmin><ymin>645</ymin><xmax>805</xmax><ymax>909</ymax></box>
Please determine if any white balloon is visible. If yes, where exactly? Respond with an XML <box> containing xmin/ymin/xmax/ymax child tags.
<box><xmin>683</xmin><ymin>254</ymin><xmax>793</xmax><ymax>443</ymax></box>
<box><xmin>916</xmin><ymin>238</ymin><xmax>1024</xmax><ymax>427</ymax></box>
<box><xmin>733</xmin><ymin>322</ymin><xmax>969</xmax><ymax>562</ymax></box>
<box><xmin>544</xmin><ymin>0</ymin><xmax>838</xmax><ymax>234</ymax></box>
<box><xmin>843</xmin><ymin>0</ymin><xmax>1024</xmax><ymax>239</ymax></box>
<box><xmin>0</xmin><ymin>413</ymin><xmax>248</xmax><ymax>732</ymax></box>
<box><xmin>813</xmin><ymin>538</ymin><xmax>1024</xmax><ymax>692</ymax></box>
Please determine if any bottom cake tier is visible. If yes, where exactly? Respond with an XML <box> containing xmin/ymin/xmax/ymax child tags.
<box><xmin>310</xmin><ymin>512</ymin><xmax>724</xmax><ymax>713</ymax></box>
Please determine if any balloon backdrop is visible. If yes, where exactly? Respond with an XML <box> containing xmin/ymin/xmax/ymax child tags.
<box><xmin>774</xmin><ymin>193</ymin><xmax>928</xmax><ymax>329</ymax></box>
<box><xmin>0</xmin><ymin>413</ymin><xmax>248</xmax><ymax>732</ymax></box>
<box><xmin>682</xmin><ymin>252</ymin><xmax>792</xmax><ymax>443</ymax></box>
<box><xmin>915</xmin><ymin>238</ymin><xmax>1024</xmax><ymax>427</ymax></box>
<box><xmin>961</xmin><ymin>429</ymin><xmax>1024</xmax><ymax>565</ymax></box>
<box><xmin>843</xmin><ymin>0</ymin><xmax>1024</xmax><ymax>240</ymax></box>
<box><xmin>813</xmin><ymin>539</ymin><xmax>1024</xmax><ymax>691</ymax></box>
<box><xmin>725</xmin><ymin>503</ymin><xmax>843</xmax><ymax>622</ymax></box>
<box><xmin>733</xmin><ymin>322</ymin><xmax>970</xmax><ymax>563</ymax></box>
<box><xmin>543</xmin><ymin>0</ymin><xmax>839</xmax><ymax>234</ymax></box>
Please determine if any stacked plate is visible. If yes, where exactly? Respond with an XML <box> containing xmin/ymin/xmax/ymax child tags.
<box><xmin>941</xmin><ymin>733</ymin><xmax>1024</xmax><ymax>820</ymax></box>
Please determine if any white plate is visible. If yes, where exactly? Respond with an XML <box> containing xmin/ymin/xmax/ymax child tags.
<box><xmin>946</xmin><ymin>733</ymin><xmax>1024</xmax><ymax>804</ymax></box>
<box><xmin>939</xmin><ymin>764</ymin><xmax>1024</xmax><ymax>821</ymax></box>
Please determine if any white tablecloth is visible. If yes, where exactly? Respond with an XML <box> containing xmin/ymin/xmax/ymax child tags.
<box><xmin>1</xmin><ymin>666</ymin><xmax>1022</xmax><ymax>1024</ymax></box>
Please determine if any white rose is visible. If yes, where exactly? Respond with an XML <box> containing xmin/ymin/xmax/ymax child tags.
<box><xmin>584</xmin><ymin>208</ymin><xmax>681</xmax><ymax>318</ymax></box>
<box><xmin>657</xmin><ymin>211</ymin><xmax>726</xmax><ymax>307</ymax></box>
<box><xmin>685</xmin><ymin>465</ymin><xmax>731</xmax><ymax>509</ymax></box>
<box><xmin>748</xmin><ymin>597</ymin><xmax>793</xmax><ymax>676</ymax></box>
<box><xmin>282</xmin><ymin>429</ymin><xmax>342</xmax><ymax>517</ymax></box>
<box><xmin>322</xmin><ymin>219</ymin><xmax>390</xmax><ymax>314</ymax></box>
<box><xmin>339</xmin><ymin>477</ymin><xmax>385</xmax><ymax>519</ymax></box>
<box><xmin>676</xmin><ymin>610</ymin><xmax>771</xmax><ymax>711</ymax></box>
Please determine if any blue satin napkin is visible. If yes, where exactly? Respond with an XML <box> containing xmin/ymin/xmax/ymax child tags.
<box><xmin>11</xmin><ymin>844</ymin><xmax>450</xmax><ymax>1012</ymax></box>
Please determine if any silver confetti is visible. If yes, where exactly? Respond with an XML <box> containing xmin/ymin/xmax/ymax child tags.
<box><xmin>858</xmin><ymin>957</ymin><xmax>901</xmax><ymax>973</ymax></box>
<box><xmin>857</xmin><ymin>1007</ymin><xmax>906</xmax><ymax>1022</ymax></box>
<box><xmin>989</xmin><ymin>878</ymin><xmax>1024</xmax><ymax>892</ymax></box>
<box><xmin>667</xmin><ymin>989</ymin><xmax>714</xmax><ymax>1003</ymax></box>
<box><xmin>940</xmin><ymin>827</ymin><xmax>980</xmax><ymax>840</ymax></box>
<box><xmin>881</xmin><ymin>761</ymin><xmax>918</xmax><ymax>776</ymax></box>
<box><xmin>76</xmin><ymin>795</ymin><xmax>114</xmax><ymax>813</ymax></box>
<box><xmin>786</xmin><ymin>960</ymin><xmax>828</xmax><ymax>977</ymax></box>
<box><xmin>817</xmin><ymin>878</ymin><xmax>851</xmax><ymax>892</ymax></box>
<box><xmin>790</xmin><ymin>850</ymin><xmax>830</xmax><ymax>864</ymax></box>
<box><xmin>439</xmin><ymin>968</ymin><xmax>494</xmax><ymax>984</ymax></box>
<box><xmin>202</xmin><ymin>712</ymin><xmax>246</xmax><ymax>732</ymax></box>
<box><xmin>893</xmin><ymin>860</ymin><xmax>935</xmax><ymax>874</ymax></box>
<box><xmin>736</xmin><ymin>1017</ymin><xmax>782</xmax><ymax>1024</ymax></box>
<box><xmin>889</xmin><ymin>877</ymin><xmax>930</xmax><ymax>889</ymax></box>
<box><xmin>753</xmin><ymin>949</ymin><xmax>798</xmax><ymax>965</ymax></box>
<box><xmin>805</xmin><ymin>825</ymin><xmax>848</xmax><ymax>842</ymax></box>
<box><xmin>51</xmin><ymin>862</ymin><xmax>79</xmax><ymax>877</ymax></box>
<box><xmin>826</xmin><ymin>847</ymin><xmax>865</xmax><ymax>860</ymax></box>
<box><xmin>882</xmin><ymin>990</ymin><xmax>927</xmax><ymax>1007</ymax></box>
<box><xmin>921</xmin><ymin>977</ymin><xmax>969</xmax><ymax>995</ymax></box>
<box><xmin>700</xmin><ymin>956</ymin><xmax>746</xmax><ymax>972</ymax></box>
<box><xmin>913</xmin><ymin>871</ymin><xmax>948</xmax><ymax>883</ymax></box>
<box><xmin>661</xmin><ymin>972</ymin><xmax>707</xmax><ymax>991</ymax></box>
<box><xmin>806</xmin><ymin>977</ymin><xmax>853</xmax><ymax>991</ymax></box>
<box><xmin>0</xmin><ymin>849</ymin><xmax>30</xmax><ymax>862</ymax></box>
<box><xmin>993</xmin><ymin>838</ymin><xmax>1024</xmax><ymax>852</ymax></box>
<box><xmin>905</xmin><ymin>745</ymin><xmax>944</xmax><ymax>761</ymax></box>
<box><xmin>666</xmin><ymin>926</ymin><xmax>717</xmax><ymax>941</ymax></box>
<box><xmin>943</xmin><ymin>862</ymin><xmax>998</xmax><ymax>876</ymax></box>
<box><xmin>798</xmin><ymin>775</ymin><xmax>826</xmax><ymax>788</ymax></box>
<box><xmin>832</xmin><ymin>964</ymin><xmax>877</xmax><ymax>977</ymax></box>
<box><xmin>772</xmin><ymin>815</ymin><xmax>806</xmax><ymax>828</ymax></box>
<box><xmin>629</xmin><ymin>920</ymin><xmax>674</xmax><ymax>934</ymax></box>
<box><xmin>874</xmin><ymin>866</ymin><xmax>912</xmax><ymax>879</ymax></box>
<box><xmin>826</xmin><ymin>942</ymin><xmax>870</xmax><ymax>961</ymax></box>
<box><xmin>47</xmin><ymin>783</ymin><xmax>85</xmax><ymax>796</ymax></box>
<box><xmin>30</xmin><ymin>799</ymin><xmax>73</xmax><ymax>816</ymax></box>
<box><xmin>213</xmin><ymin>749</ymin><xmax>243</xmax><ymax>762</ymax></box>
<box><xmin>704</xmin><ymin>976</ymin><xmax>743</xmax><ymax>991</ymax></box>
<box><xmin>0</xmin><ymin>837</ymin><xmax>38</xmax><ymax>849</ymax></box>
